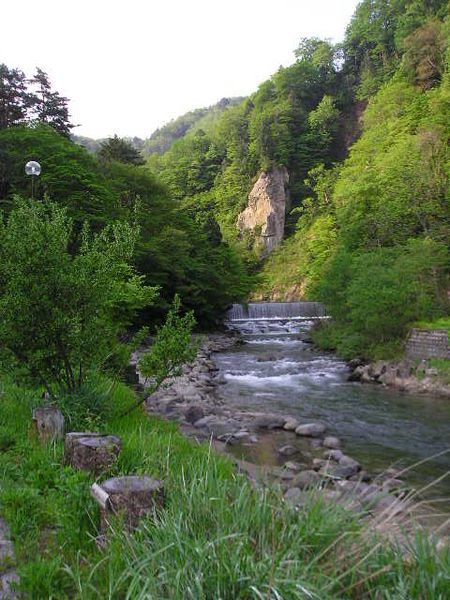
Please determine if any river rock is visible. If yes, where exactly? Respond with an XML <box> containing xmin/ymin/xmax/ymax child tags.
<box><xmin>278</xmin><ymin>445</ymin><xmax>298</xmax><ymax>457</ymax></box>
<box><xmin>309</xmin><ymin>438</ymin><xmax>323</xmax><ymax>448</ymax></box>
<box><xmin>324</xmin><ymin>449</ymin><xmax>343</xmax><ymax>461</ymax></box>
<box><xmin>323</xmin><ymin>436</ymin><xmax>341</xmax><ymax>449</ymax></box>
<box><xmin>312</xmin><ymin>458</ymin><xmax>327</xmax><ymax>470</ymax></box>
<box><xmin>193</xmin><ymin>415</ymin><xmax>215</xmax><ymax>428</ymax></box>
<box><xmin>284</xmin><ymin>487</ymin><xmax>305</xmax><ymax>505</ymax></box>
<box><xmin>284</xmin><ymin>461</ymin><xmax>303</xmax><ymax>471</ymax></box>
<box><xmin>295</xmin><ymin>423</ymin><xmax>326</xmax><ymax>437</ymax></box>
<box><xmin>283</xmin><ymin>417</ymin><xmax>299</xmax><ymax>431</ymax></box>
<box><xmin>332</xmin><ymin>465</ymin><xmax>360</xmax><ymax>479</ymax></box>
<box><xmin>184</xmin><ymin>405</ymin><xmax>205</xmax><ymax>424</ymax></box>
<box><xmin>291</xmin><ymin>470</ymin><xmax>320</xmax><ymax>489</ymax></box>
<box><xmin>255</xmin><ymin>414</ymin><xmax>286</xmax><ymax>430</ymax></box>
<box><xmin>206</xmin><ymin>419</ymin><xmax>240</xmax><ymax>438</ymax></box>
<box><xmin>339</xmin><ymin>455</ymin><xmax>361</xmax><ymax>471</ymax></box>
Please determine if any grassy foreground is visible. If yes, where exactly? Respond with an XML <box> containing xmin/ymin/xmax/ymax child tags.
<box><xmin>0</xmin><ymin>377</ymin><xmax>449</xmax><ymax>598</ymax></box>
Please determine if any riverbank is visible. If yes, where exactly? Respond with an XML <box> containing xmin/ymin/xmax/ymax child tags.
<box><xmin>347</xmin><ymin>359</ymin><xmax>450</xmax><ymax>398</ymax></box>
<box><xmin>141</xmin><ymin>333</ymin><xmax>449</xmax><ymax>534</ymax></box>
<box><xmin>1</xmin><ymin>372</ymin><xmax>449</xmax><ymax>597</ymax></box>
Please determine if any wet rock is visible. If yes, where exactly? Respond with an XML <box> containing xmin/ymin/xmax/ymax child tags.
<box><xmin>295</xmin><ymin>423</ymin><xmax>326</xmax><ymax>437</ymax></box>
<box><xmin>278</xmin><ymin>445</ymin><xmax>298</xmax><ymax>457</ymax></box>
<box><xmin>291</xmin><ymin>470</ymin><xmax>320</xmax><ymax>489</ymax></box>
<box><xmin>283</xmin><ymin>417</ymin><xmax>299</xmax><ymax>431</ymax></box>
<box><xmin>323</xmin><ymin>436</ymin><xmax>341</xmax><ymax>449</ymax></box>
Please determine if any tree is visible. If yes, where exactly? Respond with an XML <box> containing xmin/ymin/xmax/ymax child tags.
<box><xmin>98</xmin><ymin>135</ymin><xmax>145</xmax><ymax>166</ymax></box>
<box><xmin>0</xmin><ymin>64</ymin><xmax>30</xmax><ymax>128</ymax></box>
<box><xmin>29</xmin><ymin>68</ymin><xmax>74</xmax><ymax>137</ymax></box>
<box><xmin>0</xmin><ymin>198</ymin><xmax>157</xmax><ymax>393</ymax></box>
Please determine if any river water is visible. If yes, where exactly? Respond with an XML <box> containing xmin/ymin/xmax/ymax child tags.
<box><xmin>214</xmin><ymin>316</ymin><xmax>450</xmax><ymax>499</ymax></box>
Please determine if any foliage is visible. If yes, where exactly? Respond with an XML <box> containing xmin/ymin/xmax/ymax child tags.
<box><xmin>0</xmin><ymin>198</ymin><xmax>156</xmax><ymax>392</ymax></box>
<box><xmin>98</xmin><ymin>134</ymin><xmax>145</xmax><ymax>165</ymax></box>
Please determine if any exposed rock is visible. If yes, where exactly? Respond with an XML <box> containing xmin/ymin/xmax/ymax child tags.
<box><xmin>206</xmin><ymin>419</ymin><xmax>240</xmax><ymax>438</ymax></box>
<box><xmin>237</xmin><ymin>167</ymin><xmax>289</xmax><ymax>256</ymax></box>
<box><xmin>295</xmin><ymin>422</ymin><xmax>326</xmax><ymax>437</ymax></box>
<box><xmin>323</xmin><ymin>436</ymin><xmax>341</xmax><ymax>449</ymax></box>
<box><xmin>283</xmin><ymin>487</ymin><xmax>305</xmax><ymax>505</ymax></box>
<box><xmin>339</xmin><ymin>455</ymin><xmax>361</xmax><ymax>471</ymax></box>
<box><xmin>254</xmin><ymin>414</ymin><xmax>286</xmax><ymax>430</ymax></box>
<box><xmin>283</xmin><ymin>417</ymin><xmax>299</xmax><ymax>431</ymax></box>
<box><xmin>324</xmin><ymin>449</ymin><xmax>344</xmax><ymax>461</ymax></box>
<box><xmin>184</xmin><ymin>405</ymin><xmax>205</xmax><ymax>424</ymax></box>
<box><xmin>278</xmin><ymin>445</ymin><xmax>298</xmax><ymax>457</ymax></box>
<box><xmin>284</xmin><ymin>461</ymin><xmax>303</xmax><ymax>471</ymax></box>
<box><xmin>291</xmin><ymin>470</ymin><xmax>320</xmax><ymax>489</ymax></box>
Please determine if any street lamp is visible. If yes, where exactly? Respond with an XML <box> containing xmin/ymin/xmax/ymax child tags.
<box><xmin>25</xmin><ymin>160</ymin><xmax>41</xmax><ymax>199</ymax></box>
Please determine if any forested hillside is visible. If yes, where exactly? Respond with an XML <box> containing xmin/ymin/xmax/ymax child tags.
<box><xmin>0</xmin><ymin>72</ymin><xmax>250</xmax><ymax>327</ymax></box>
<box><xmin>148</xmin><ymin>0</ymin><xmax>449</xmax><ymax>359</ymax></box>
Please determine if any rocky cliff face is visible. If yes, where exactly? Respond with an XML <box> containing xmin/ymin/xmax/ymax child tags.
<box><xmin>237</xmin><ymin>167</ymin><xmax>289</xmax><ymax>256</ymax></box>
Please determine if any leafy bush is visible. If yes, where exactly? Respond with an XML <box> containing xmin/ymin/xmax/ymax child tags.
<box><xmin>0</xmin><ymin>198</ymin><xmax>156</xmax><ymax>393</ymax></box>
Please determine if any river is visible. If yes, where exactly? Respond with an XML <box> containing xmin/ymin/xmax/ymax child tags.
<box><xmin>214</xmin><ymin>313</ymin><xmax>450</xmax><ymax>500</ymax></box>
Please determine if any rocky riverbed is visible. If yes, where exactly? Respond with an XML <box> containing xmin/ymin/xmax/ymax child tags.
<box><xmin>139</xmin><ymin>334</ymin><xmax>425</xmax><ymax>523</ymax></box>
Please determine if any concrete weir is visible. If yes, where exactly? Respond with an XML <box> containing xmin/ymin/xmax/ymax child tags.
<box><xmin>226</xmin><ymin>301</ymin><xmax>326</xmax><ymax>321</ymax></box>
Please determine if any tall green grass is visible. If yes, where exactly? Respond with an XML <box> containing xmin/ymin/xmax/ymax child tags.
<box><xmin>0</xmin><ymin>376</ymin><xmax>448</xmax><ymax>598</ymax></box>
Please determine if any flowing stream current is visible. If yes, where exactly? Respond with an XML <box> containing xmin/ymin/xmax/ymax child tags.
<box><xmin>214</xmin><ymin>313</ymin><xmax>450</xmax><ymax>499</ymax></box>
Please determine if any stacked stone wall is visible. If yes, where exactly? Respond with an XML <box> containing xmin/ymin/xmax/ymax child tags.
<box><xmin>406</xmin><ymin>329</ymin><xmax>450</xmax><ymax>360</ymax></box>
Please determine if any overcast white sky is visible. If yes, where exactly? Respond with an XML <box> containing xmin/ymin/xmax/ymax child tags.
<box><xmin>2</xmin><ymin>0</ymin><xmax>360</xmax><ymax>139</ymax></box>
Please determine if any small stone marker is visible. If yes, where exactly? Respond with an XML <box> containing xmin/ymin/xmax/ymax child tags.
<box><xmin>93</xmin><ymin>476</ymin><xmax>165</xmax><ymax>531</ymax></box>
<box><xmin>32</xmin><ymin>407</ymin><xmax>64</xmax><ymax>442</ymax></box>
<box><xmin>65</xmin><ymin>432</ymin><xmax>122</xmax><ymax>474</ymax></box>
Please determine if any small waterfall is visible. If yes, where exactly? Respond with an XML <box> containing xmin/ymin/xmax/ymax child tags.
<box><xmin>226</xmin><ymin>301</ymin><xmax>326</xmax><ymax>321</ymax></box>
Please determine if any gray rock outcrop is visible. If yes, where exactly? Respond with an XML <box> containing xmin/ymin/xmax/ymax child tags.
<box><xmin>237</xmin><ymin>167</ymin><xmax>289</xmax><ymax>256</ymax></box>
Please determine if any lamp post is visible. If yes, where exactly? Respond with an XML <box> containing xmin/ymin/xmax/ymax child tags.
<box><xmin>25</xmin><ymin>160</ymin><xmax>41</xmax><ymax>199</ymax></box>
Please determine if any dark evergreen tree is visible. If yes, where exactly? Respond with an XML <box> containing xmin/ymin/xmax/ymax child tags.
<box><xmin>29</xmin><ymin>68</ymin><xmax>74</xmax><ymax>137</ymax></box>
<box><xmin>0</xmin><ymin>64</ymin><xmax>30</xmax><ymax>128</ymax></box>
<box><xmin>98</xmin><ymin>135</ymin><xmax>145</xmax><ymax>165</ymax></box>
